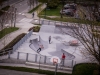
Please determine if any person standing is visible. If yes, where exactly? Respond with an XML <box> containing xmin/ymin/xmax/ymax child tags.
<box><xmin>37</xmin><ymin>45</ymin><xmax>44</xmax><ymax>53</ymax></box>
<box><xmin>61</xmin><ymin>53</ymin><xmax>66</xmax><ymax>66</ymax></box>
<box><xmin>49</xmin><ymin>36</ymin><xmax>51</xmax><ymax>44</ymax></box>
<box><xmin>32</xmin><ymin>12</ymin><xmax>34</xmax><ymax>18</ymax></box>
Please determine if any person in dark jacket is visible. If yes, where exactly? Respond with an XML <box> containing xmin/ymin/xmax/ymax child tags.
<box><xmin>49</xmin><ymin>36</ymin><xmax>51</xmax><ymax>44</ymax></box>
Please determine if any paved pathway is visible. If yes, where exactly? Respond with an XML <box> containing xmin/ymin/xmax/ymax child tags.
<box><xmin>0</xmin><ymin>69</ymin><xmax>46</xmax><ymax>75</ymax></box>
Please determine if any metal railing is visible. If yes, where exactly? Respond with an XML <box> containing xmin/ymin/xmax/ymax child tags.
<box><xmin>13</xmin><ymin>30</ymin><xmax>33</xmax><ymax>52</ymax></box>
<box><xmin>34</xmin><ymin>19</ymin><xmax>76</xmax><ymax>26</ymax></box>
<box><xmin>8</xmin><ymin>51</ymin><xmax>75</xmax><ymax>68</ymax></box>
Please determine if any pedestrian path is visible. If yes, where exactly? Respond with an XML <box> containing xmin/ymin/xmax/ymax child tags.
<box><xmin>0</xmin><ymin>68</ymin><xmax>46</xmax><ymax>75</ymax></box>
<box><xmin>19</xmin><ymin>18</ymin><xmax>33</xmax><ymax>23</ymax></box>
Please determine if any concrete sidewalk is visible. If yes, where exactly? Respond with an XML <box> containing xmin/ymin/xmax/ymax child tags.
<box><xmin>0</xmin><ymin>68</ymin><xmax>46</xmax><ymax>75</ymax></box>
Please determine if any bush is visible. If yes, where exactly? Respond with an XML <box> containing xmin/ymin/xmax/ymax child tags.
<box><xmin>72</xmin><ymin>63</ymin><xmax>99</xmax><ymax>75</ymax></box>
<box><xmin>47</xmin><ymin>0</ymin><xmax>60</xmax><ymax>9</ymax></box>
<box><xmin>0</xmin><ymin>6</ymin><xmax>10</xmax><ymax>16</ymax></box>
<box><xmin>28</xmin><ymin>26</ymin><xmax>40</xmax><ymax>32</ymax></box>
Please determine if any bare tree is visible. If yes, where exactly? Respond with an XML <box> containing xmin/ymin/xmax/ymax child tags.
<box><xmin>27</xmin><ymin>0</ymin><xmax>35</xmax><ymax>9</ymax></box>
<box><xmin>59</xmin><ymin>8</ymin><xmax>100</xmax><ymax>75</ymax></box>
<box><xmin>0</xmin><ymin>5</ymin><xmax>17</xmax><ymax>28</ymax></box>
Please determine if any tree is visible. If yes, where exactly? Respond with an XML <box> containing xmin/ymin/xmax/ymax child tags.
<box><xmin>59</xmin><ymin>8</ymin><xmax>100</xmax><ymax>75</ymax></box>
<box><xmin>27</xmin><ymin>0</ymin><xmax>35</xmax><ymax>9</ymax></box>
<box><xmin>47</xmin><ymin>0</ymin><xmax>60</xmax><ymax>9</ymax></box>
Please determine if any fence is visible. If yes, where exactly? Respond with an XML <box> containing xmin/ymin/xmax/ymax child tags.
<box><xmin>34</xmin><ymin>19</ymin><xmax>73</xmax><ymax>26</ymax></box>
<box><xmin>13</xmin><ymin>30</ymin><xmax>33</xmax><ymax>52</ymax></box>
<box><xmin>8</xmin><ymin>51</ymin><xmax>75</xmax><ymax>68</ymax></box>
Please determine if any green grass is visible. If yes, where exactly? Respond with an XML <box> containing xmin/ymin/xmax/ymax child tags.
<box><xmin>0</xmin><ymin>27</ymin><xmax>19</xmax><ymax>39</ymax></box>
<box><xmin>38</xmin><ymin>4</ymin><xmax>100</xmax><ymax>25</ymax></box>
<box><xmin>0</xmin><ymin>66</ymin><xmax>70</xmax><ymax>75</ymax></box>
<box><xmin>28</xmin><ymin>4</ymin><xmax>43</xmax><ymax>13</ymax></box>
<box><xmin>39</xmin><ymin>5</ymin><xmax>61</xmax><ymax>16</ymax></box>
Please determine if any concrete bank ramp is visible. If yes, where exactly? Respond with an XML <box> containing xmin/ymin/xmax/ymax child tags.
<box><xmin>48</xmin><ymin>43</ymin><xmax>75</xmax><ymax>60</ymax></box>
<box><xmin>39</xmin><ymin>25</ymin><xmax>55</xmax><ymax>33</ymax></box>
<box><xmin>29</xmin><ymin>36</ymin><xmax>48</xmax><ymax>52</ymax></box>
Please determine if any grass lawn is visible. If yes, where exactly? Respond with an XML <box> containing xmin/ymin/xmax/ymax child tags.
<box><xmin>39</xmin><ymin>5</ymin><xmax>62</xmax><ymax>16</ymax></box>
<box><xmin>38</xmin><ymin>5</ymin><xmax>100</xmax><ymax>25</ymax></box>
<box><xmin>0</xmin><ymin>27</ymin><xmax>19</xmax><ymax>39</ymax></box>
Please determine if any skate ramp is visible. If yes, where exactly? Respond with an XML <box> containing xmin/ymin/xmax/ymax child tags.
<box><xmin>29</xmin><ymin>37</ymin><xmax>48</xmax><ymax>52</ymax></box>
<box><xmin>29</xmin><ymin>38</ymin><xmax>39</xmax><ymax>52</ymax></box>
<box><xmin>39</xmin><ymin>25</ymin><xmax>55</xmax><ymax>33</ymax></box>
<box><xmin>48</xmin><ymin>43</ymin><xmax>75</xmax><ymax>60</ymax></box>
<box><xmin>39</xmin><ymin>36</ymin><xmax>48</xmax><ymax>49</ymax></box>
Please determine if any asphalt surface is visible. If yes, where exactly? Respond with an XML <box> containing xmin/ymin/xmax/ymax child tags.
<box><xmin>0</xmin><ymin>69</ymin><xmax>46</xmax><ymax>75</ymax></box>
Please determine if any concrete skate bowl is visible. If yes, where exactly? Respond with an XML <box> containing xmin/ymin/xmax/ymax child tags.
<box><xmin>39</xmin><ymin>25</ymin><xmax>55</xmax><ymax>33</ymax></box>
<box><xmin>29</xmin><ymin>37</ymin><xmax>48</xmax><ymax>52</ymax></box>
<box><xmin>48</xmin><ymin>43</ymin><xmax>75</xmax><ymax>60</ymax></box>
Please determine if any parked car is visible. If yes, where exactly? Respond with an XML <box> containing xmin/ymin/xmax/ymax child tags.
<box><xmin>60</xmin><ymin>9</ymin><xmax>74</xmax><ymax>16</ymax></box>
<box><xmin>60</xmin><ymin>3</ymin><xmax>76</xmax><ymax>16</ymax></box>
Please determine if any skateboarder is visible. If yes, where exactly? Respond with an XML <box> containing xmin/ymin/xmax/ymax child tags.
<box><xmin>37</xmin><ymin>45</ymin><xmax>44</xmax><ymax>53</ymax></box>
<box><xmin>49</xmin><ymin>36</ymin><xmax>51</xmax><ymax>44</ymax></box>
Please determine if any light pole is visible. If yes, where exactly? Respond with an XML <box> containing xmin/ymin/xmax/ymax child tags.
<box><xmin>45</xmin><ymin>3</ymin><xmax>47</xmax><ymax>18</ymax></box>
<box><xmin>14</xmin><ymin>8</ymin><xmax>17</xmax><ymax>27</ymax></box>
<box><xmin>61</xmin><ymin>0</ymin><xmax>64</xmax><ymax>18</ymax></box>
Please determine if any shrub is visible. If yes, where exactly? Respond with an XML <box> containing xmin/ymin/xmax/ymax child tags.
<box><xmin>0</xmin><ymin>33</ymin><xmax>26</xmax><ymax>56</ymax></box>
<box><xmin>72</xmin><ymin>63</ymin><xmax>99</xmax><ymax>75</ymax></box>
<box><xmin>0</xmin><ymin>6</ymin><xmax>10</xmax><ymax>16</ymax></box>
<box><xmin>28</xmin><ymin>26</ymin><xmax>40</xmax><ymax>32</ymax></box>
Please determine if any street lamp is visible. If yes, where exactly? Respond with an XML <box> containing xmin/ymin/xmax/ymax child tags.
<box><xmin>45</xmin><ymin>3</ymin><xmax>47</xmax><ymax>18</ymax></box>
<box><xmin>14</xmin><ymin>8</ymin><xmax>17</xmax><ymax>27</ymax></box>
<box><xmin>61</xmin><ymin>0</ymin><xmax>64</xmax><ymax>18</ymax></box>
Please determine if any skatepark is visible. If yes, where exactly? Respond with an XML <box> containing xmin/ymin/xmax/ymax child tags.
<box><xmin>8</xmin><ymin>24</ymin><xmax>90</xmax><ymax>67</ymax></box>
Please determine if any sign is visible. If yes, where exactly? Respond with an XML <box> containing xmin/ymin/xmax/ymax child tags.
<box><xmin>50</xmin><ymin>56</ymin><xmax>61</xmax><ymax>64</ymax></box>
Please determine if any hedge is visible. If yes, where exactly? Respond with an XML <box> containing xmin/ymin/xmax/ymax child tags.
<box><xmin>0</xmin><ymin>33</ymin><xmax>26</xmax><ymax>56</ymax></box>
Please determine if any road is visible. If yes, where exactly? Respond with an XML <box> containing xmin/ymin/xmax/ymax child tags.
<box><xmin>13</xmin><ymin>0</ymin><xmax>38</xmax><ymax>22</ymax></box>
<box><xmin>1</xmin><ymin>0</ymin><xmax>23</xmax><ymax>9</ymax></box>
<box><xmin>14</xmin><ymin>0</ymin><xmax>29</xmax><ymax>22</ymax></box>
<box><xmin>0</xmin><ymin>69</ymin><xmax>46</xmax><ymax>75</ymax></box>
